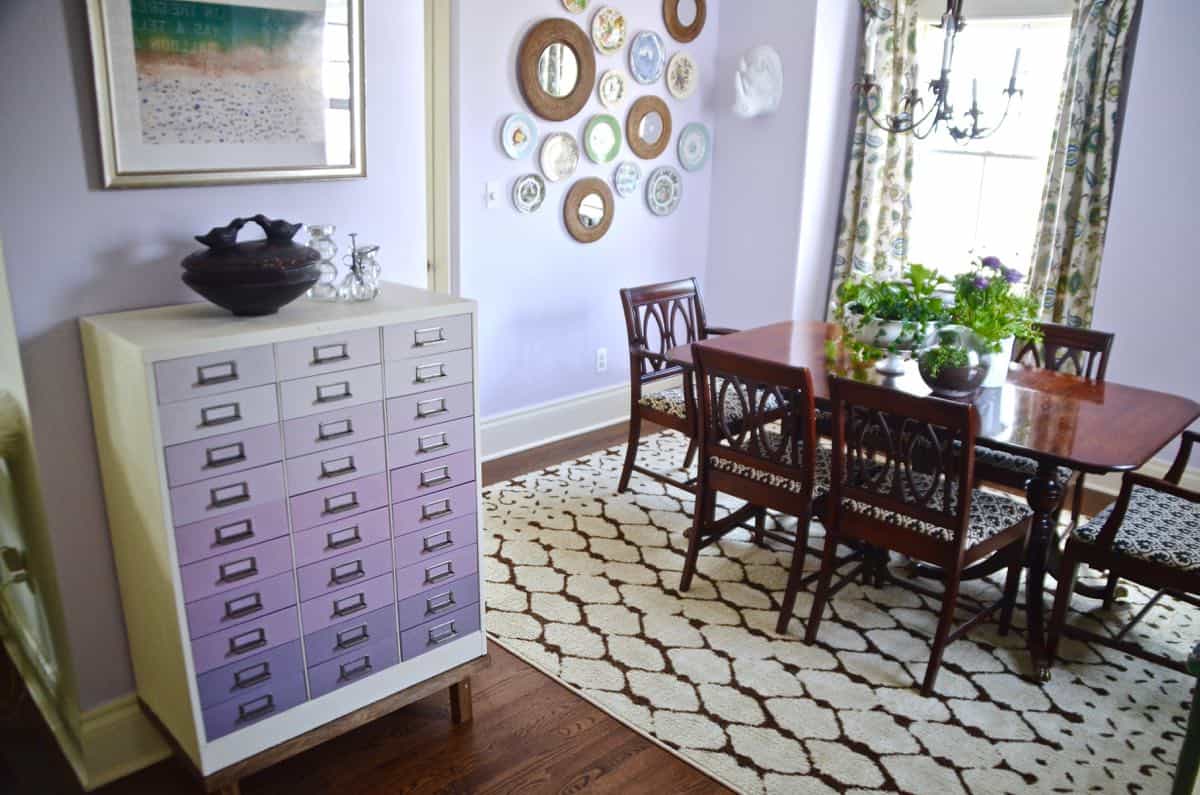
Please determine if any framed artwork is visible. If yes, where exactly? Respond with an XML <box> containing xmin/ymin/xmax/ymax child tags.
<box><xmin>86</xmin><ymin>0</ymin><xmax>365</xmax><ymax>188</ymax></box>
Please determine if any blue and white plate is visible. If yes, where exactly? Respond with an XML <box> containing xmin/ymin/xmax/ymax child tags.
<box><xmin>677</xmin><ymin>122</ymin><xmax>710</xmax><ymax>172</ymax></box>
<box><xmin>629</xmin><ymin>31</ymin><xmax>666</xmax><ymax>85</ymax></box>
<box><xmin>646</xmin><ymin>165</ymin><xmax>682</xmax><ymax>216</ymax></box>
<box><xmin>613</xmin><ymin>161</ymin><xmax>642</xmax><ymax>198</ymax></box>
<box><xmin>501</xmin><ymin>113</ymin><xmax>538</xmax><ymax>160</ymax></box>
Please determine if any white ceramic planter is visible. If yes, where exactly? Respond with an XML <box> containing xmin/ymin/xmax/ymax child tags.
<box><xmin>982</xmin><ymin>336</ymin><xmax>1015</xmax><ymax>388</ymax></box>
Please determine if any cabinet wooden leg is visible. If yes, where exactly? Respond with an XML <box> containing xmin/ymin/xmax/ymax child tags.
<box><xmin>449</xmin><ymin>677</ymin><xmax>473</xmax><ymax>725</ymax></box>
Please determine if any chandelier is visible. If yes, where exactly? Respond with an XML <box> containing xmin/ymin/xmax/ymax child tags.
<box><xmin>854</xmin><ymin>0</ymin><xmax>1023</xmax><ymax>141</ymax></box>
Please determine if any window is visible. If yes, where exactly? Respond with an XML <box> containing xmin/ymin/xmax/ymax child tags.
<box><xmin>323</xmin><ymin>0</ymin><xmax>352</xmax><ymax>165</ymax></box>
<box><xmin>907</xmin><ymin>16</ymin><xmax>1071</xmax><ymax>278</ymax></box>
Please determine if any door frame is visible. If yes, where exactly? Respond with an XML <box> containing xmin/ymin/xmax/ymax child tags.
<box><xmin>425</xmin><ymin>0</ymin><xmax>454</xmax><ymax>294</ymax></box>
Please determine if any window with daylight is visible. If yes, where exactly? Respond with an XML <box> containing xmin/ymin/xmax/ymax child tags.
<box><xmin>907</xmin><ymin>15</ymin><xmax>1071</xmax><ymax>279</ymax></box>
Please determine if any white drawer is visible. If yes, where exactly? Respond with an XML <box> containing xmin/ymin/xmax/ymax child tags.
<box><xmin>279</xmin><ymin>365</ymin><xmax>383</xmax><ymax>421</ymax></box>
<box><xmin>385</xmin><ymin>350</ymin><xmax>473</xmax><ymax>399</ymax></box>
<box><xmin>383</xmin><ymin>315</ymin><xmax>471</xmax><ymax>361</ymax></box>
<box><xmin>274</xmin><ymin>328</ymin><xmax>381</xmax><ymax>382</ymax></box>
<box><xmin>154</xmin><ymin>345</ymin><xmax>276</xmax><ymax>405</ymax></box>
<box><xmin>158</xmin><ymin>384</ymin><xmax>280</xmax><ymax>447</ymax></box>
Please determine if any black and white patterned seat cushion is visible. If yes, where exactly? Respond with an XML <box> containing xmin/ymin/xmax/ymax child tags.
<box><xmin>639</xmin><ymin>381</ymin><xmax>781</xmax><ymax>424</ymax></box>
<box><xmin>1074</xmin><ymin>485</ymin><xmax>1200</xmax><ymax>571</ymax></box>
<box><xmin>975</xmin><ymin>446</ymin><xmax>1073</xmax><ymax>487</ymax></box>
<box><xmin>709</xmin><ymin>444</ymin><xmax>832</xmax><ymax>497</ymax></box>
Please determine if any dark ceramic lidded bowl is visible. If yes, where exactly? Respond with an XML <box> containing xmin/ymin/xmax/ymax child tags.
<box><xmin>182</xmin><ymin>215</ymin><xmax>321</xmax><ymax>316</ymax></box>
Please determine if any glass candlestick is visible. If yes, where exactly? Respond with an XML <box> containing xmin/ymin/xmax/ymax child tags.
<box><xmin>305</xmin><ymin>224</ymin><xmax>339</xmax><ymax>301</ymax></box>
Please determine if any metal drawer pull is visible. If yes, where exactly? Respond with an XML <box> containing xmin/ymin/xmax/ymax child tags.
<box><xmin>312</xmin><ymin>343</ymin><xmax>349</xmax><ymax>365</ymax></box>
<box><xmin>417</xmin><ymin>432</ymin><xmax>450</xmax><ymax>455</ymax></box>
<box><xmin>419</xmin><ymin>466</ymin><xmax>452</xmax><ymax>488</ymax></box>
<box><xmin>338</xmin><ymin>655</ymin><xmax>373</xmax><ymax>682</ymax></box>
<box><xmin>209</xmin><ymin>481</ymin><xmax>251</xmax><ymax>509</ymax></box>
<box><xmin>318</xmin><ymin>418</ymin><xmax>354</xmax><ymax>441</ymax></box>
<box><xmin>332</xmin><ymin>591</ymin><xmax>367</xmax><ymax>618</ymax></box>
<box><xmin>236</xmin><ymin>694</ymin><xmax>275</xmax><ymax>723</ymax></box>
<box><xmin>323</xmin><ymin>491</ymin><xmax>359</xmax><ymax>515</ymax></box>
<box><xmin>326</xmin><ymin>525</ymin><xmax>362</xmax><ymax>551</ymax></box>
<box><xmin>428</xmin><ymin>620</ymin><xmax>458</xmax><ymax>645</ymax></box>
<box><xmin>320</xmin><ymin>455</ymin><xmax>357</xmax><ymax>479</ymax></box>
<box><xmin>330</xmin><ymin>560</ymin><xmax>365</xmax><ymax>586</ymax></box>
<box><xmin>228</xmin><ymin>627</ymin><xmax>267</xmax><ymax>656</ymax></box>
<box><xmin>413</xmin><ymin>327</ymin><xmax>448</xmax><ymax>347</ymax></box>
<box><xmin>218</xmin><ymin>556</ymin><xmax>258</xmax><ymax>584</ymax></box>
<box><xmin>335</xmin><ymin>624</ymin><xmax>370</xmax><ymax>650</ymax></box>
<box><xmin>316</xmin><ymin>381</ymin><xmax>352</xmax><ymax>404</ymax></box>
<box><xmin>426</xmin><ymin>591</ymin><xmax>457</xmax><ymax>615</ymax></box>
<box><xmin>205</xmin><ymin>441</ymin><xmax>247</xmax><ymax>469</ymax></box>
<box><xmin>200</xmin><ymin>402</ymin><xmax>242</xmax><ymax>428</ymax></box>
<box><xmin>213</xmin><ymin>519</ymin><xmax>254</xmax><ymax>547</ymax></box>
<box><xmin>224</xmin><ymin>592</ymin><xmax>263</xmax><ymax>620</ymax></box>
<box><xmin>415</xmin><ymin>362</ymin><xmax>447</xmax><ymax>384</ymax></box>
<box><xmin>415</xmin><ymin>397</ymin><xmax>449</xmax><ymax>419</ymax></box>
<box><xmin>196</xmin><ymin>361</ymin><xmax>238</xmax><ymax>387</ymax></box>
<box><xmin>422</xmin><ymin>530</ymin><xmax>454</xmax><ymax>553</ymax></box>
<box><xmin>233</xmin><ymin>661</ymin><xmax>272</xmax><ymax>690</ymax></box>
<box><xmin>421</xmin><ymin>499</ymin><xmax>453</xmax><ymax>521</ymax></box>
<box><xmin>425</xmin><ymin>561</ymin><xmax>454</xmax><ymax>584</ymax></box>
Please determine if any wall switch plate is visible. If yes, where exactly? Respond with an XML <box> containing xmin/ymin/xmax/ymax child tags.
<box><xmin>595</xmin><ymin>348</ymin><xmax>608</xmax><ymax>373</ymax></box>
<box><xmin>485</xmin><ymin>181</ymin><xmax>501</xmax><ymax>208</ymax></box>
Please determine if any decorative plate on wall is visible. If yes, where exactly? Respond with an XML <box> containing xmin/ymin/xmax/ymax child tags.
<box><xmin>666</xmin><ymin>52</ymin><xmax>699</xmax><ymax>100</ymax></box>
<box><xmin>584</xmin><ymin>114</ymin><xmax>623</xmax><ymax>164</ymax></box>
<box><xmin>540</xmin><ymin>132</ymin><xmax>581</xmax><ymax>182</ymax></box>
<box><xmin>501</xmin><ymin>113</ymin><xmax>538</xmax><ymax>159</ymax></box>
<box><xmin>646</xmin><ymin>165</ymin><xmax>682</xmax><ymax>216</ymax></box>
<box><xmin>677</xmin><ymin>122</ymin><xmax>711</xmax><ymax>171</ymax></box>
<box><xmin>598</xmin><ymin>70</ymin><xmax>629</xmax><ymax>109</ymax></box>
<box><xmin>563</xmin><ymin>0</ymin><xmax>590</xmax><ymax>13</ymax></box>
<box><xmin>513</xmin><ymin>174</ymin><xmax>547</xmax><ymax>214</ymax></box>
<box><xmin>591</xmin><ymin>7</ymin><xmax>627</xmax><ymax>55</ymax></box>
<box><xmin>629</xmin><ymin>31</ymin><xmax>667</xmax><ymax>85</ymax></box>
<box><xmin>613</xmin><ymin>161</ymin><xmax>642</xmax><ymax>198</ymax></box>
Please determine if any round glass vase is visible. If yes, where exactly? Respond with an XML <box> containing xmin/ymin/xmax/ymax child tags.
<box><xmin>917</xmin><ymin>325</ymin><xmax>989</xmax><ymax>399</ymax></box>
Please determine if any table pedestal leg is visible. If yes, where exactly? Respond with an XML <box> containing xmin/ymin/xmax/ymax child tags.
<box><xmin>1025</xmin><ymin>464</ymin><xmax>1062</xmax><ymax>682</ymax></box>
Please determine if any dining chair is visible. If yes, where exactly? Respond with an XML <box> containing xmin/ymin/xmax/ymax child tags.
<box><xmin>1047</xmin><ymin>430</ymin><xmax>1200</xmax><ymax>673</ymax></box>
<box><xmin>618</xmin><ymin>278</ymin><xmax>736</xmax><ymax>493</ymax></box>
<box><xmin>683</xmin><ymin>344</ymin><xmax>844</xmax><ymax>634</ymax></box>
<box><xmin>806</xmin><ymin>377</ymin><xmax>1034</xmax><ymax>695</ymax></box>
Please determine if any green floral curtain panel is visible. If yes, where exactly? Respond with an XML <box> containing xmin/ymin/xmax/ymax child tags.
<box><xmin>1030</xmin><ymin>0</ymin><xmax>1140</xmax><ymax>327</ymax></box>
<box><xmin>827</xmin><ymin>0</ymin><xmax>919</xmax><ymax>318</ymax></box>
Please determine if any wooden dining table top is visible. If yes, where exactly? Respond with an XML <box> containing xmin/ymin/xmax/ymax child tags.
<box><xmin>666</xmin><ymin>321</ymin><xmax>1200</xmax><ymax>476</ymax></box>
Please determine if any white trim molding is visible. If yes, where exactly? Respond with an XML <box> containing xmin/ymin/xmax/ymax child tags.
<box><xmin>1088</xmin><ymin>459</ymin><xmax>1200</xmax><ymax>499</ymax></box>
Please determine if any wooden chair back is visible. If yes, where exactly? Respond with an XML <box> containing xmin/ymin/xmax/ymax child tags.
<box><xmin>620</xmin><ymin>278</ymin><xmax>710</xmax><ymax>385</ymax></box>
<box><xmin>1013</xmin><ymin>322</ymin><xmax>1114</xmax><ymax>381</ymax></box>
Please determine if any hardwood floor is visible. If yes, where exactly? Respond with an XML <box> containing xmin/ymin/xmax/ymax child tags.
<box><xmin>0</xmin><ymin>421</ymin><xmax>725</xmax><ymax>795</ymax></box>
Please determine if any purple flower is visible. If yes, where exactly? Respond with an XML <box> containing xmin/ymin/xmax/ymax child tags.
<box><xmin>1002</xmin><ymin>267</ymin><xmax>1023</xmax><ymax>284</ymax></box>
<box><xmin>972</xmin><ymin>276</ymin><xmax>991</xmax><ymax>290</ymax></box>
<box><xmin>981</xmin><ymin>256</ymin><xmax>1003</xmax><ymax>271</ymax></box>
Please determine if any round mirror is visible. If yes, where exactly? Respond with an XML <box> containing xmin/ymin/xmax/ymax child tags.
<box><xmin>538</xmin><ymin>43</ymin><xmax>579</xmax><ymax>98</ymax></box>
<box><xmin>627</xmin><ymin>96</ymin><xmax>672</xmax><ymax>159</ymax></box>
<box><xmin>579</xmin><ymin>193</ymin><xmax>606</xmax><ymax>228</ymax></box>
<box><xmin>564</xmin><ymin>178</ymin><xmax>614</xmax><ymax>243</ymax></box>
<box><xmin>676</xmin><ymin>0</ymin><xmax>697</xmax><ymax>26</ymax></box>
<box><xmin>639</xmin><ymin>111</ymin><xmax>664</xmax><ymax>145</ymax></box>
<box><xmin>664</xmin><ymin>0</ymin><xmax>706</xmax><ymax>43</ymax></box>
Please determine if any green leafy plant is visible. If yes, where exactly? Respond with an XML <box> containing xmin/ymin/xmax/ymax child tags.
<box><xmin>833</xmin><ymin>264</ymin><xmax>951</xmax><ymax>352</ymax></box>
<box><xmin>950</xmin><ymin>256</ymin><xmax>1042</xmax><ymax>352</ymax></box>
<box><xmin>919</xmin><ymin>345</ymin><xmax>969</xmax><ymax>378</ymax></box>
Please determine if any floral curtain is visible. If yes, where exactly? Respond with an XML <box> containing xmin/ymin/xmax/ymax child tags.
<box><xmin>826</xmin><ymin>0</ymin><xmax>920</xmax><ymax>318</ymax></box>
<box><xmin>1030</xmin><ymin>0</ymin><xmax>1140</xmax><ymax>327</ymax></box>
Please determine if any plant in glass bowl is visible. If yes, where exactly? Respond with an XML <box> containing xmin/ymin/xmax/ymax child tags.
<box><xmin>833</xmin><ymin>264</ymin><xmax>950</xmax><ymax>374</ymax></box>
<box><xmin>949</xmin><ymin>256</ymin><xmax>1042</xmax><ymax>387</ymax></box>
<box><xmin>917</xmin><ymin>325</ymin><xmax>988</xmax><ymax>398</ymax></box>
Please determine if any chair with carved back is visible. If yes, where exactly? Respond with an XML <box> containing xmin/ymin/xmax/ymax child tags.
<box><xmin>618</xmin><ymin>279</ymin><xmax>736</xmax><ymax>493</ymax></box>
<box><xmin>806</xmin><ymin>378</ymin><xmax>1034</xmax><ymax>694</ymax></box>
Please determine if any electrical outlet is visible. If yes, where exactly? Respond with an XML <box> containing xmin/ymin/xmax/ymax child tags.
<box><xmin>485</xmin><ymin>181</ymin><xmax>501</xmax><ymax>208</ymax></box>
<box><xmin>595</xmin><ymin>348</ymin><xmax>608</xmax><ymax>373</ymax></box>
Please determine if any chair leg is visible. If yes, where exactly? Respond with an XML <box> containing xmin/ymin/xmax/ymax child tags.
<box><xmin>1101</xmin><ymin>570</ymin><xmax>1122</xmax><ymax>610</ymax></box>
<box><xmin>998</xmin><ymin>546</ymin><xmax>1023</xmax><ymax>636</ymax></box>
<box><xmin>1046</xmin><ymin>547</ymin><xmax>1082</xmax><ymax>667</ymax></box>
<box><xmin>922</xmin><ymin>570</ymin><xmax>961</xmax><ymax>696</ymax></box>
<box><xmin>804</xmin><ymin>532</ymin><xmax>840</xmax><ymax>644</ymax></box>
<box><xmin>775</xmin><ymin>512</ymin><xmax>811</xmax><ymax>634</ymax></box>
<box><xmin>753</xmin><ymin>508</ymin><xmax>767</xmax><ymax>547</ymax></box>
<box><xmin>683</xmin><ymin>438</ymin><xmax>698</xmax><ymax>470</ymax></box>
<box><xmin>1070</xmin><ymin>473</ymin><xmax>1087</xmax><ymax>528</ymax></box>
<box><xmin>679</xmin><ymin>476</ymin><xmax>711</xmax><ymax>592</ymax></box>
<box><xmin>618</xmin><ymin>413</ymin><xmax>643</xmax><ymax>494</ymax></box>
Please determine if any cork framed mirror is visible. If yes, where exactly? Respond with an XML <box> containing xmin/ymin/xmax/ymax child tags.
<box><xmin>626</xmin><ymin>96</ymin><xmax>672</xmax><ymax>160</ymax></box>
<box><xmin>664</xmin><ymin>0</ymin><xmax>706</xmax><ymax>44</ymax></box>
<box><xmin>564</xmin><ymin>178</ymin><xmax>614</xmax><ymax>244</ymax></box>
<box><xmin>518</xmin><ymin>19</ymin><xmax>597</xmax><ymax>122</ymax></box>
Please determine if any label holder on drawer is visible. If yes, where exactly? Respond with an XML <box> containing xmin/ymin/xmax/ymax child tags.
<box><xmin>228</xmin><ymin>627</ymin><xmax>268</xmax><ymax>656</ymax></box>
<box><xmin>204</xmin><ymin>441</ymin><xmax>247</xmax><ymax>470</ymax></box>
<box><xmin>413</xmin><ymin>326</ymin><xmax>448</xmax><ymax>348</ymax></box>
<box><xmin>213</xmin><ymin>518</ymin><xmax>255</xmax><ymax>547</ymax></box>
<box><xmin>426</xmin><ymin>590</ymin><xmax>457</xmax><ymax>616</ymax></box>
<box><xmin>427</xmin><ymin>619</ymin><xmax>459</xmax><ymax>646</ymax></box>
<box><xmin>320</xmin><ymin>455</ymin><xmax>358</xmax><ymax>479</ymax></box>
<box><xmin>414</xmin><ymin>362</ymin><xmax>447</xmax><ymax>385</ymax></box>
<box><xmin>218</xmin><ymin>556</ymin><xmax>259</xmax><ymax>585</ymax></box>
<box><xmin>420</xmin><ymin>497</ymin><xmax>454</xmax><ymax>522</ymax></box>
<box><xmin>312</xmin><ymin>343</ymin><xmax>350</xmax><ymax>366</ymax></box>
<box><xmin>335</xmin><ymin>623</ymin><xmax>370</xmax><ymax>651</ymax></box>
<box><xmin>330</xmin><ymin>559</ymin><xmax>365</xmax><ymax>587</ymax></box>
<box><xmin>332</xmin><ymin>591</ymin><xmax>368</xmax><ymax>618</ymax></box>
<box><xmin>417</xmin><ymin>432</ymin><xmax>450</xmax><ymax>455</ymax></box>
<box><xmin>200</xmin><ymin>402</ymin><xmax>242</xmax><ymax>429</ymax></box>
<box><xmin>424</xmin><ymin>560</ymin><xmax>455</xmax><ymax>585</ymax></box>
<box><xmin>233</xmin><ymin>661</ymin><xmax>272</xmax><ymax>690</ymax></box>
<box><xmin>415</xmin><ymin>396</ymin><xmax>448</xmax><ymax>420</ymax></box>
<box><xmin>196</xmin><ymin>361</ymin><xmax>239</xmax><ymax>387</ymax></box>
<box><xmin>236</xmin><ymin>693</ymin><xmax>275</xmax><ymax>723</ymax></box>
<box><xmin>422</xmin><ymin>529</ymin><xmax>454</xmax><ymax>553</ymax></box>
<box><xmin>323</xmin><ymin>490</ymin><xmax>360</xmax><ymax>516</ymax></box>
<box><xmin>326</xmin><ymin>524</ymin><xmax>362</xmax><ymax>551</ymax></box>
<box><xmin>418</xmin><ymin>465</ymin><xmax>452</xmax><ymax>489</ymax></box>
<box><xmin>316</xmin><ymin>381</ymin><xmax>353</xmax><ymax>405</ymax></box>
<box><xmin>338</xmin><ymin>655</ymin><xmax>373</xmax><ymax>683</ymax></box>
<box><xmin>224</xmin><ymin>591</ymin><xmax>264</xmax><ymax>621</ymax></box>
<box><xmin>209</xmin><ymin>481</ymin><xmax>251</xmax><ymax>509</ymax></box>
<box><xmin>318</xmin><ymin>418</ymin><xmax>355</xmax><ymax>442</ymax></box>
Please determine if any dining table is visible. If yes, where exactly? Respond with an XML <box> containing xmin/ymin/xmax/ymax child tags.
<box><xmin>666</xmin><ymin>321</ymin><xmax>1200</xmax><ymax>680</ymax></box>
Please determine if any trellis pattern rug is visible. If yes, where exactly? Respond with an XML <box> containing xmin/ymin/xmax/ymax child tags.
<box><xmin>481</xmin><ymin>432</ymin><xmax>1196</xmax><ymax>794</ymax></box>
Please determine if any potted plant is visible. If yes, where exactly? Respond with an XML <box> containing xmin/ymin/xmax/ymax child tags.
<box><xmin>833</xmin><ymin>264</ymin><xmax>950</xmax><ymax>374</ymax></box>
<box><xmin>949</xmin><ymin>256</ymin><xmax>1042</xmax><ymax>388</ymax></box>
<box><xmin>917</xmin><ymin>325</ymin><xmax>988</xmax><ymax>398</ymax></box>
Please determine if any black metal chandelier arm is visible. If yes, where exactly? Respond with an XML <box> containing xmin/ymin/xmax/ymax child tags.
<box><xmin>858</xmin><ymin>87</ymin><xmax>943</xmax><ymax>136</ymax></box>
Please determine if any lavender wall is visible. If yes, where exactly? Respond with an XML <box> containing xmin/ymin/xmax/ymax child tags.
<box><xmin>0</xmin><ymin>1</ymin><xmax>427</xmax><ymax>710</ymax></box>
<box><xmin>1093</xmin><ymin>0</ymin><xmax>1200</xmax><ymax>460</ymax></box>
<box><xmin>452</xmin><ymin>0</ymin><xmax>722</xmax><ymax>418</ymax></box>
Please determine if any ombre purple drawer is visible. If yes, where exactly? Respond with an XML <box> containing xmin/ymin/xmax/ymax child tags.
<box><xmin>303</xmin><ymin>604</ymin><xmax>397</xmax><ymax>667</ymax></box>
<box><xmin>275</xmin><ymin>327</ymin><xmax>381</xmax><ymax>382</ymax></box>
<box><xmin>154</xmin><ymin>345</ymin><xmax>276</xmax><ymax>406</ymax></box>
<box><xmin>292</xmin><ymin>507</ymin><xmax>391</xmax><ymax>569</ymax></box>
<box><xmin>282</xmin><ymin>401</ymin><xmax>385</xmax><ymax>459</ymax></box>
<box><xmin>202</xmin><ymin>665</ymin><xmax>307</xmax><ymax>741</ymax></box>
<box><xmin>196</xmin><ymin>639</ymin><xmax>303</xmax><ymax>710</ymax></box>
<box><xmin>174</xmin><ymin>500</ymin><xmax>289</xmax><ymax>567</ymax></box>
<box><xmin>390</xmin><ymin>450</ymin><xmax>475</xmax><ymax>503</ymax></box>
<box><xmin>387</xmin><ymin>417</ymin><xmax>474</xmax><ymax>470</ymax></box>
<box><xmin>289</xmin><ymin>473</ymin><xmax>388</xmax><ymax>532</ymax></box>
<box><xmin>165</xmin><ymin>424</ymin><xmax>283</xmax><ymax>488</ymax></box>
<box><xmin>299</xmin><ymin>572</ymin><xmax>394</xmax><ymax>635</ymax></box>
<box><xmin>285</xmin><ymin>437</ymin><xmax>386</xmax><ymax>496</ymax></box>
<box><xmin>279</xmin><ymin>364</ymin><xmax>383</xmax><ymax>421</ymax></box>
<box><xmin>395</xmin><ymin>545</ymin><xmax>478</xmax><ymax>602</ymax></box>
<box><xmin>185</xmin><ymin>571</ymin><xmax>297</xmax><ymax>640</ymax></box>
<box><xmin>158</xmin><ymin>384</ymin><xmax>280</xmax><ymax>447</ymax></box>
<box><xmin>191</xmin><ymin>606</ymin><xmax>300</xmax><ymax>674</ymax></box>
<box><xmin>295</xmin><ymin>540</ymin><xmax>394</xmax><ymax>602</ymax></box>
<box><xmin>397</xmin><ymin>574</ymin><xmax>479</xmax><ymax>632</ymax></box>
<box><xmin>169</xmin><ymin>463</ymin><xmax>285</xmax><ymax>528</ymax></box>
<box><xmin>385</xmin><ymin>349</ymin><xmax>473</xmax><ymax>399</ymax></box>
<box><xmin>394</xmin><ymin>514</ymin><xmax>476</xmax><ymax>569</ymax></box>
<box><xmin>392</xmin><ymin>482</ymin><xmax>477</xmax><ymax>535</ymax></box>
<box><xmin>386</xmin><ymin>383</ymin><xmax>474</xmax><ymax>434</ymax></box>
<box><xmin>307</xmin><ymin>635</ymin><xmax>399</xmax><ymax>700</ymax></box>
<box><xmin>400</xmin><ymin>602</ymin><xmax>481</xmax><ymax>661</ymax></box>
<box><xmin>383</xmin><ymin>314</ymin><xmax>472</xmax><ymax>361</ymax></box>
<box><xmin>180</xmin><ymin>536</ymin><xmax>294</xmax><ymax>604</ymax></box>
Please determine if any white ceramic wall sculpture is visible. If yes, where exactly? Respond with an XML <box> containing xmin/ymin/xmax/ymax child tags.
<box><xmin>733</xmin><ymin>45</ymin><xmax>783</xmax><ymax>119</ymax></box>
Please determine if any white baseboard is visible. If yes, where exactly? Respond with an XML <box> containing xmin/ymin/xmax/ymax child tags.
<box><xmin>1087</xmin><ymin>459</ymin><xmax>1200</xmax><ymax>499</ymax></box>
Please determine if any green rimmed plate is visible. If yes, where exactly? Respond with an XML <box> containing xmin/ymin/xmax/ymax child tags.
<box><xmin>584</xmin><ymin>114</ymin><xmax>623</xmax><ymax>164</ymax></box>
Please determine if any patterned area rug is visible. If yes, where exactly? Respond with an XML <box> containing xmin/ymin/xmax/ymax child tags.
<box><xmin>481</xmin><ymin>431</ymin><xmax>1196</xmax><ymax>794</ymax></box>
